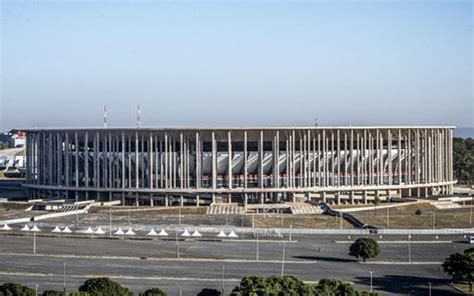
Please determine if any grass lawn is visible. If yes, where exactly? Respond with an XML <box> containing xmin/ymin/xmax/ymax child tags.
<box><xmin>104</xmin><ymin>206</ymin><xmax>208</xmax><ymax>215</ymax></box>
<box><xmin>252</xmin><ymin>214</ymin><xmax>351</xmax><ymax>229</ymax></box>
<box><xmin>352</xmin><ymin>203</ymin><xmax>474</xmax><ymax>228</ymax></box>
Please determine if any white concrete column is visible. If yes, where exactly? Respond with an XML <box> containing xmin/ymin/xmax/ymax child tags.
<box><xmin>336</xmin><ymin>130</ymin><xmax>340</xmax><ymax>186</ymax></box>
<box><xmin>398</xmin><ymin>129</ymin><xmax>402</xmax><ymax>185</ymax></box>
<box><xmin>244</xmin><ymin>131</ymin><xmax>248</xmax><ymax>189</ymax></box>
<box><xmin>349</xmin><ymin>129</ymin><xmax>354</xmax><ymax>186</ymax></box>
<box><xmin>228</xmin><ymin>131</ymin><xmax>232</xmax><ymax>189</ymax></box>
<box><xmin>388</xmin><ymin>129</ymin><xmax>392</xmax><ymax>185</ymax></box>
<box><xmin>212</xmin><ymin>131</ymin><xmax>217</xmax><ymax>191</ymax></box>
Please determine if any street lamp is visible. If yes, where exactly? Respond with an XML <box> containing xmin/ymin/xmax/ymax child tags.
<box><xmin>289</xmin><ymin>224</ymin><xmax>293</xmax><ymax>242</ymax></box>
<box><xmin>256</xmin><ymin>234</ymin><xmax>259</xmax><ymax>261</ymax></box>
<box><xmin>369</xmin><ymin>271</ymin><xmax>374</xmax><ymax>293</ymax></box>
<box><xmin>109</xmin><ymin>207</ymin><xmax>112</xmax><ymax>238</ymax></box>
<box><xmin>176</xmin><ymin>232</ymin><xmax>180</xmax><ymax>259</ymax></box>
<box><xmin>281</xmin><ymin>242</ymin><xmax>286</xmax><ymax>277</ymax></box>
<box><xmin>31</xmin><ymin>225</ymin><xmax>41</xmax><ymax>254</ymax></box>
<box><xmin>221</xmin><ymin>265</ymin><xmax>225</xmax><ymax>294</ymax></box>
<box><xmin>408</xmin><ymin>235</ymin><xmax>412</xmax><ymax>263</ymax></box>
<box><xmin>470</xmin><ymin>195</ymin><xmax>473</xmax><ymax>225</ymax></box>
<box><xmin>63</xmin><ymin>262</ymin><xmax>67</xmax><ymax>294</ymax></box>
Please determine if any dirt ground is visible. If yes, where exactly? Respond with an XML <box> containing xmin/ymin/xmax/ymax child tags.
<box><xmin>352</xmin><ymin>203</ymin><xmax>474</xmax><ymax>229</ymax></box>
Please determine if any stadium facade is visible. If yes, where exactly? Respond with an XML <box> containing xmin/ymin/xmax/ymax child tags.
<box><xmin>23</xmin><ymin>127</ymin><xmax>456</xmax><ymax>206</ymax></box>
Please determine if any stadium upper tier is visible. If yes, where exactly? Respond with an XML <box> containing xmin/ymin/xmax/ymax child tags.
<box><xmin>23</xmin><ymin>127</ymin><xmax>456</xmax><ymax>206</ymax></box>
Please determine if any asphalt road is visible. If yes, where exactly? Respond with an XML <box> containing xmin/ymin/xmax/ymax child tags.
<box><xmin>0</xmin><ymin>233</ymin><xmax>470</xmax><ymax>295</ymax></box>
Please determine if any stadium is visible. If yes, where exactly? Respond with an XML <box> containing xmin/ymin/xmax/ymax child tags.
<box><xmin>23</xmin><ymin>127</ymin><xmax>456</xmax><ymax>206</ymax></box>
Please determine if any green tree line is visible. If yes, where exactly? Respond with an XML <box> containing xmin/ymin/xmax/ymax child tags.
<box><xmin>454</xmin><ymin>137</ymin><xmax>474</xmax><ymax>184</ymax></box>
<box><xmin>0</xmin><ymin>276</ymin><xmax>378</xmax><ymax>296</ymax></box>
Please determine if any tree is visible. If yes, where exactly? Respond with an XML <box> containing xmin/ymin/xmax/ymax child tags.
<box><xmin>349</xmin><ymin>238</ymin><xmax>381</xmax><ymax>262</ymax></box>
<box><xmin>68</xmin><ymin>292</ymin><xmax>90</xmax><ymax>296</ymax></box>
<box><xmin>0</xmin><ymin>283</ymin><xmax>35</xmax><ymax>296</ymax></box>
<box><xmin>442</xmin><ymin>248</ymin><xmax>474</xmax><ymax>291</ymax></box>
<box><xmin>78</xmin><ymin>278</ymin><xmax>133</xmax><ymax>296</ymax></box>
<box><xmin>315</xmin><ymin>279</ymin><xmax>380</xmax><ymax>296</ymax></box>
<box><xmin>42</xmin><ymin>291</ymin><xmax>65</xmax><ymax>296</ymax></box>
<box><xmin>139</xmin><ymin>288</ymin><xmax>167</xmax><ymax>296</ymax></box>
<box><xmin>453</xmin><ymin>138</ymin><xmax>474</xmax><ymax>184</ymax></box>
<box><xmin>230</xmin><ymin>275</ymin><xmax>316</xmax><ymax>296</ymax></box>
<box><xmin>197</xmin><ymin>288</ymin><xmax>221</xmax><ymax>296</ymax></box>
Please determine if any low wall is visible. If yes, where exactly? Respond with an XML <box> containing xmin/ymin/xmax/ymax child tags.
<box><xmin>0</xmin><ymin>206</ymin><xmax>90</xmax><ymax>225</ymax></box>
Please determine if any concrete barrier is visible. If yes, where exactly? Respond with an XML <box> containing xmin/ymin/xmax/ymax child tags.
<box><xmin>0</xmin><ymin>205</ymin><xmax>90</xmax><ymax>225</ymax></box>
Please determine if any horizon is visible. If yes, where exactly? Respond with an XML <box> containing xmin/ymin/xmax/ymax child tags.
<box><xmin>1</xmin><ymin>1</ymin><xmax>472</xmax><ymax>130</ymax></box>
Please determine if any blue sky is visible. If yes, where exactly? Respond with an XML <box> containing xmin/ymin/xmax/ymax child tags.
<box><xmin>0</xmin><ymin>0</ymin><xmax>472</xmax><ymax>130</ymax></box>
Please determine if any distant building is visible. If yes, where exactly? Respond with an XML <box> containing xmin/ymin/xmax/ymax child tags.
<box><xmin>0</xmin><ymin>130</ymin><xmax>26</xmax><ymax>150</ymax></box>
<box><xmin>24</xmin><ymin>126</ymin><xmax>456</xmax><ymax>205</ymax></box>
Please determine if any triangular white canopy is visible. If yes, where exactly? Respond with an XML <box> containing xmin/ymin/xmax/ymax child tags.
<box><xmin>52</xmin><ymin>226</ymin><xmax>61</xmax><ymax>233</ymax></box>
<box><xmin>227</xmin><ymin>230</ymin><xmax>238</xmax><ymax>238</ymax></box>
<box><xmin>181</xmin><ymin>229</ymin><xmax>191</xmax><ymax>237</ymax></box>
<box><xmin>84</xmin><ymin>227</ymin><xmax>94</xmax><ymax>234</ymax></box>
<box><xmin>62</xmin><ymin>226</ymin><xmax>72</xmax><ymax>233</ymax></box>
<box><xmin>125</xmin><ymin>228</ymin><xmax>136</xmax><ymax>235</ymax></box>
<box><xmin>1</xmin><ymin>224</ymin><xmax>11</xmax><ymax>231</ymax></box>
<box><xmin>114</xmin><ymin>228</ymin><xmax>124</xmax><ymax>235</ymax></box>
<box><xmin>147</xmin><ymin>229</ymin><xmax>158</xmax><ymax>236</ymax></box>
<box><xmin>158</xmin><ymin>229</ymin><xmax>168</xmax><ymax>236</ymax></box>
<box><xmin>20</xmin><ymin>224</ymin><xmax>30</xmax><ymax>231</ymax></box>
<box><xmin>94</xmin><ymin>227</ymin><xmax>105</xmax><ymax>234</ymax></box>
<box><xmin>30</xmin><ymin>225</ymin><xmax>41</xmax><ymax>232</ymax></box>
<box><xmin>217</xmin><ymin>230</ymin><xmax>227</xmax><ymax>238</ymax></box>
<box><xmin>191</xmin><ymin>230</ymin><xmax>202</xmax><ymax>237</ymax></box>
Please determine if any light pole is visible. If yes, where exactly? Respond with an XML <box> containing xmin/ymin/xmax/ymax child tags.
<box><xmin>31</xmin><ymin>226</ymin><xmax>41</xmax><ymax>254</ymax></box>
<box><xmin>179</xmin><ymin>206</ymin><xmax>182</xmax><ymax>226</ymax></box>
<box><xmin>221</xmin><ymin>265</ymin><xmax>225</xmax><ymax>294</ymax></box>
<box><xmin>35</xmin><ymin>284</ymin><xmax>38</xmax><ymax>296</ymax></box>
<box><xmin>289</xmin><ymin>224</ymin><xmax>293</xmax><ymax>242</ymax></box>
<box><xmin>369</xmin><ymin>271</ymin><xmax>374</xmax><ymax>293</ymax></box>
<box><xmin>176</xmin><ymin>232</ymin><xmax>180</xmax><ymax>259</ymax></box>
<box><xmin>281</xmin><ymin>242</ymin><xmax>286</xmax><ymax>277</ymax></box>
<box><xmin>470</xmin><ymin>195</ymin><xmax>473</xmax><ymax>225</ymax></box>
<box><xmin>256</xmin><ymin>234</ymin><xmax>259</xmax><ymax>261</ymax></box>
<box><xmin>33</xmin><ymin>232</ymin><xmax>36</xmax><ymax>254</ymax></box>
<box><xmin>428</xmin><ymin>282</ymin><xmax>432</xmax><ymax>296</ymax></box>
<box><xmin>109</xmin><ymin>207</ymin><xmax>112</xmax><ymax>238</ymax></box>
<box><xmin>339</xmin><ymin>212</ymin><xmax>343</xmax><ymax>230</ymax></box>
<box><xmin>386</xmin><ymin>207</ymin><xmax>390</xmax><ymax>228</ymax></box>
<box><xmin>63</xmin><ymin>262</ymin><xmax>67</xmax><ymax>294</ymax></box>
<box><xmin>408</xmin><ymin>235</ymin><xmax>412</xmax><ymax>263</ymax></box>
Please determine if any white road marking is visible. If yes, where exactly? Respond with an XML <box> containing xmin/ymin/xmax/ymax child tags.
<box><xmin>334</xmin><ymin>240</ymin><xmax>453</xmax><ymax>244</ymax></box>
<box><xmin>361</xmin><ymin>261</ymin><xmax>442</xmax><ymax>265</ymax></box>
<box><xmin>0</xmin><ymin>271</ymin><xmax>242</xmax><ymax>282</ymax></box>
<box><xmin>0</xmin><ymin>252</ymin><xmax>317</xmax><ymax>264</ymax></box>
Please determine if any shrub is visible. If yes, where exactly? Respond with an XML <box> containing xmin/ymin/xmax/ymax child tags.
<box><xmin>315</xmin><ymin>279</ymin><xmax>381</xmax><ymax>296</ymax></box>
<box><xmin>139</xmin><ymin>288</ymin><xmax>167</xmax><ymax>296</ymax></box>
<box><xmin>42</xmin><ymin>291</ymin><xmax>65</xmax><ymax>296</ymax></box>
<box><xmin>230</xmin><ymin>275</ymin><xmax>316</xmax><ymax>295</ymax></box>
<box><xmin>0</xmin><ymin>283</ymin><xmax>35</xmax><ymax>296</ymax></box>
<box><xmin>197</xmin><ymin>288</ymin><xmax>221</xmax><ymax>296</ymax></box>
<box><xmin>78</xmin><ymin>278</ymin><xmax>133</xmax><ymax>296</ymax></box>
